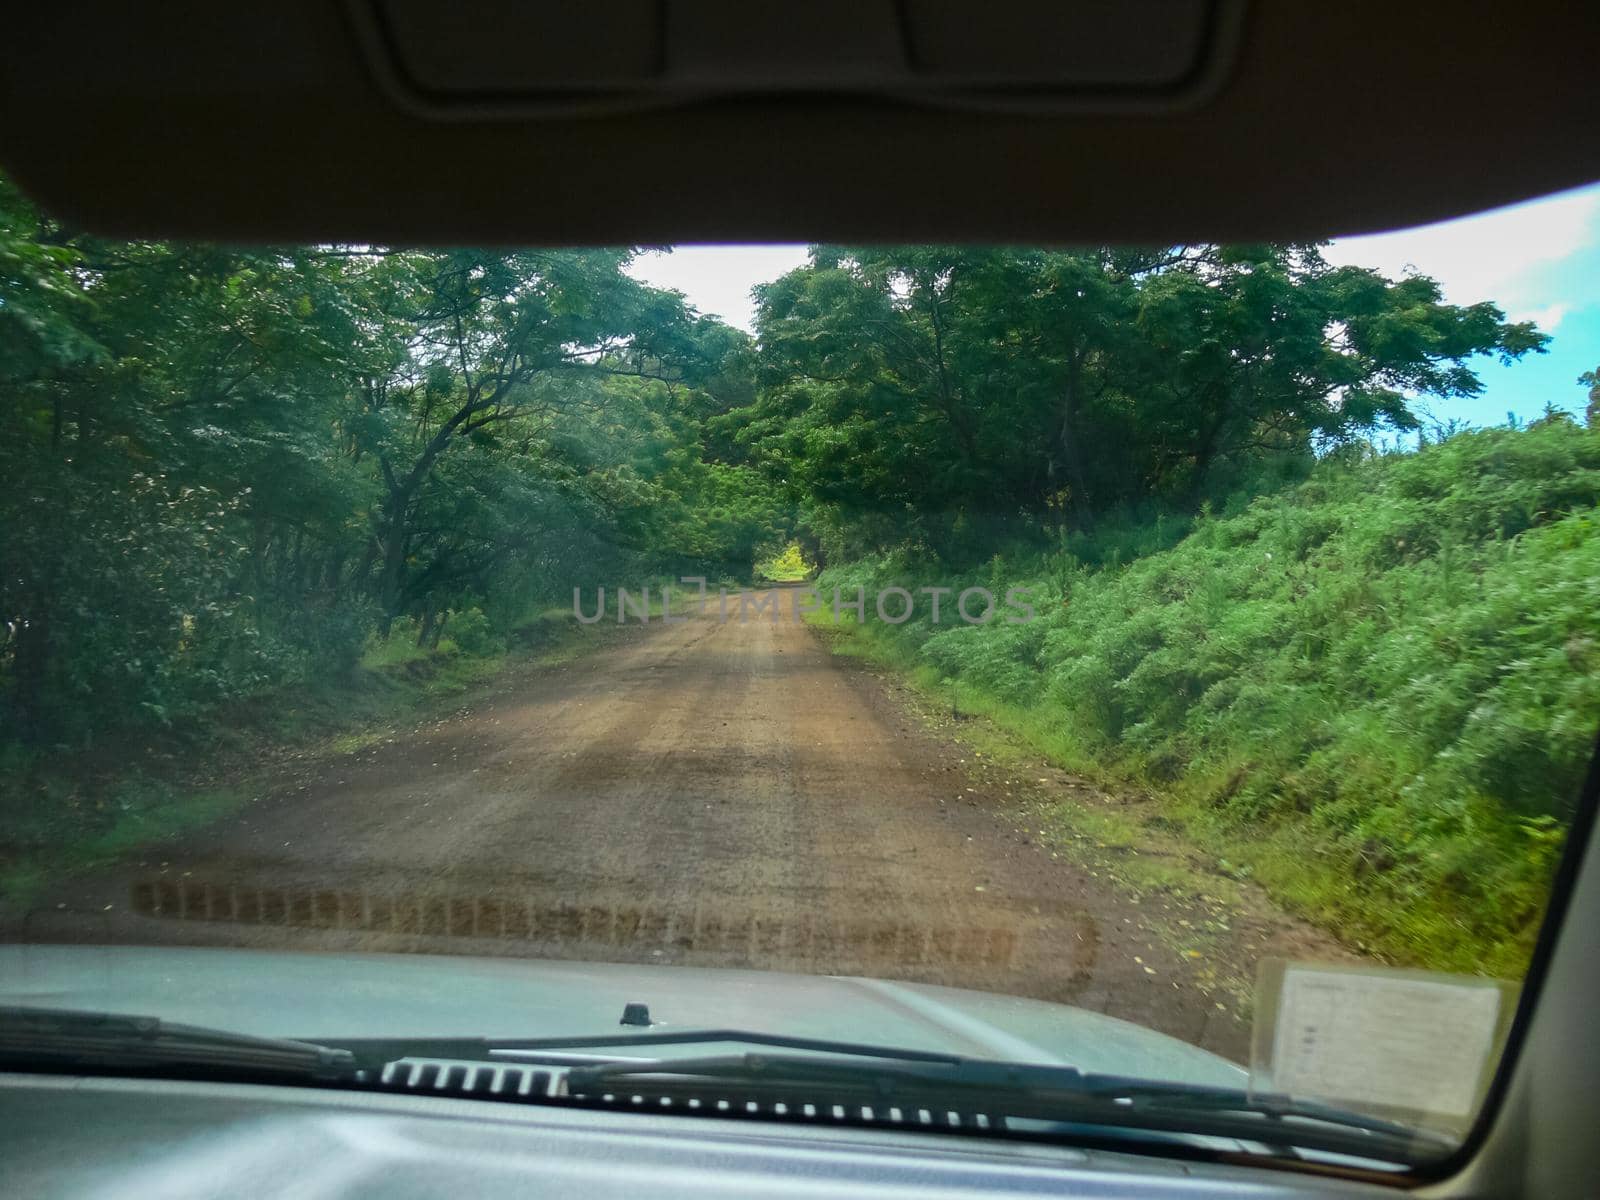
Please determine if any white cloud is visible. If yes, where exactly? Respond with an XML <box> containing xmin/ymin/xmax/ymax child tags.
<box><xmin>1323</xmin><ymin>186</ymin><xmax>1600</xmax><ymax>331</ymax></box>
<box><xmin>1508</xmin><ymin>302</ymin><xmax>1572</xmax><ymax>331</ymax></box>
<box><xmin>626</xmin><ymin>244</ymin><xmax>810</xmax><ymax>333</ymax></box>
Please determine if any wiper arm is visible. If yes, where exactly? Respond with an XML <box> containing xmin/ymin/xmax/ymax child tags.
<box><xmin>0</xmin><ymin>1010</ymin><xmax>1450</xmax><ymax>1163</ymax></box>
<box><xmin>0</xmin><ymin>1006</ymin><xmax>357</xmax><ymax>1083</ymax></box>
<box><xmin>321</xmin><ymin>1028</ymin><xmax>968</xmax><ymax>1071</ymax></box>
<box><xmin>564</xmin><ymin>1051</ymin><xmax>1451</xmax><ymax>1163</ymax></box>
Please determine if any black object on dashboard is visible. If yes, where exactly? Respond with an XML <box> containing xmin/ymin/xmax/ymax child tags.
<box><xmin>620</xmin><ymin>1003</ymin><xmax>653</xmax><ymax>1027</ymax></box>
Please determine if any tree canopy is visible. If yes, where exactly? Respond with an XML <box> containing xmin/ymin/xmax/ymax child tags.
<box><xmin>738</xmin><ymin>245</ymin><xmax>1544</xmax><ymax>558</ymax></box>
<box><xmin>0</xmin><ymin>177</ymin><xmax>1550</xmax><ymax>743</ymax></box>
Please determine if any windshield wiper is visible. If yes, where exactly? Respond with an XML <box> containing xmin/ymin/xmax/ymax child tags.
<box><xmin>0</xmin><ymin>1011</ymin><xmax>1452</xmax><ymax>1164</ymax></box>
<box><xmin>0</xmin><ymin>1006</ymin><xmax>357</xmax><ymax>1084</ymax></box>
<box><xmin>1</xmin><ymin>1013</ymin><xmax>947</xmax><ymax>1082</ymax></box>
<box><xmin>322</xmin><ymin>1027</ymin><xmax>969</xmax><ymax>1070</ymax></box>
<box><xmin>563</xmin><ymin>1051</ymin><xmax>1452</xmax><ymax>1163</ymax></box>
<box><xmin>319</xmin><ymin>1027</ymin><xmax>1450</xmax><ymax>1161</ymax></box>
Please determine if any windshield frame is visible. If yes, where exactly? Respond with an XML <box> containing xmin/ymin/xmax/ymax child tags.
<box><xmin>3</xmin><ymin>204</ymin><xmax>1598</xmax><ymax>1189</ymax></box>
<box><xmin>1391</xmin><ymin>733</ymin><xmax>1600</xmax><ymax>1185</ymax></box>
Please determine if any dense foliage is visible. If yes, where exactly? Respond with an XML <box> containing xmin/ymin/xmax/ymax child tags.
<box><xmin>0</xmin><ymin>178</ymin><xmax>775</xmax><ymax>744</ymax></box>
<box><xmin>738</xmin><ymin>246</ymin><xmax>1543</xmax><ymax>560</ymax></box>
<box><xmin>816</xmin><ymin>417</ymin><xmax>1600</xmax><ymax>972</ymax></box>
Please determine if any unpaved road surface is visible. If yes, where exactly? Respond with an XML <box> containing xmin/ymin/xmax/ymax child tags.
<box><xmin>7</xmin><ymin>590</ymin><xmax>1351</xmax><ymax>1060</ymax></box>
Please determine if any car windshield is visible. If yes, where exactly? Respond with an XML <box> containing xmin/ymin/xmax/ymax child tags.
<box><xmin>2</xmin><ymin>173</ymin><xmax>1597</xmax><ymax>1172</ymax></box>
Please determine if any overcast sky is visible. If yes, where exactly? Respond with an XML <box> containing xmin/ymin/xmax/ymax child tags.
<box><xmin>626</xmin><ymin>182</ymin><xmax>1600</xmax><ymax>430</ymax></box>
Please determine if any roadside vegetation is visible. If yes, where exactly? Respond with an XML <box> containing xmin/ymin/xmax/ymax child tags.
<box><xmin>812</xmin><ymin>417</ymin><xmax>1599</xmax><ymax>976</ymax></box>
<box><xmin>756</xmin><ymin>542</ymin><xmax>816</xmax><ymax>582</ymax></box>
<box><xmin>4</xmin><ymin>170</ymin><xmax>1595</xmax><ymax>974</ymax></box>
<box><xmin>0</xmin><ymin>173</ymin><xmax>782</xmax><ymax>760</ymax></box>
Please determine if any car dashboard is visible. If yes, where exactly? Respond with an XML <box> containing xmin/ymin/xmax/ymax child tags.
<box><xmin>0</xmin><ymin>1070</ymin><xmax>1407</xmax><ymax>1199</ymax></box>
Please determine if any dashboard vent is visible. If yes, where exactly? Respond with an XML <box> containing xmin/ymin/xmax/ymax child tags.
<box><xmin>564</xmin><ymin>1083</ymin><xmax>1004</xmax><ymax>1134</ymax></box>
<box><xmin>372</xmin><ymin>1058</ymin><xmax>556</xmax><ymax>1102</ymax></box>
<box><xmin>364</xmin><ymin>1059</ymin><xmax>1006</xmax><ymax>1137</ymax></box>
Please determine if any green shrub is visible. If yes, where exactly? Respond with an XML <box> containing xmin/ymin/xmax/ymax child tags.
<box><xmin>447</xmin><ymin>607</ymin><xmax>504</xmax><ymax>658</ymax></box>
<box><xmin>815</xmin><ymin>420</ymin><xmax>1600</xmax><ymax>973</ymax></box>
<box><xmin>757</xmin><ymin>542</ymin><xmax>816</xmax><ymax>581</ymax></box>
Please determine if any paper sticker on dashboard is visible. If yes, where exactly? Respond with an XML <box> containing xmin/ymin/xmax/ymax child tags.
<box><xmin>1252</xmin><ymin>961</ymin><xmax>1514</xmax><ymax>1124</ymax></box>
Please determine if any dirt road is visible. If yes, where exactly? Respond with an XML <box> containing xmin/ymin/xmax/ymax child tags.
<box><xmin>8</xmin><ymin>589</ymin><xmax>1351</xmax><ymax>1060</ymax></box>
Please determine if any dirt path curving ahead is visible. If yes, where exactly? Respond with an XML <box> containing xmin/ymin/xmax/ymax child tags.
<box><xmin>7</xmin><ymin>588</ymin><xmax>1354</xmax><ymax>1061</ymax></box>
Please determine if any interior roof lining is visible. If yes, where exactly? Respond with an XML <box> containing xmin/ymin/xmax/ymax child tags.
<box><xmin>0</xmin><ymin>1</ymin><xmax>1596</xmax><ymax>246</ymax></box>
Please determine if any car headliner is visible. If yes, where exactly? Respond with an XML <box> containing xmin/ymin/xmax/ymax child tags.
<box><xmin>0</xmin><ymin>1</ymin><xmax>1596</xmax><ymax>246</ymax></box>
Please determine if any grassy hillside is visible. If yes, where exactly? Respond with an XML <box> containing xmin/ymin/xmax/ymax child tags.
<box><xmin>813</xmin><ymin>419</ymin><xmax>1600</xmax><ymax>976</ymax></box>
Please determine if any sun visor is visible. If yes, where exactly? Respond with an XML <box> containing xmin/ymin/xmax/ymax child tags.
<box><xmin>359</xmin><ymin>0</ymin><xmax>1237</xmax><ymax>114</ymax></box>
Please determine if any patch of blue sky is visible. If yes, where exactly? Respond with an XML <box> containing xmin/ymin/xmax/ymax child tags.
<box><xmin>1324</xmin><ymin>182</ymin><xmax>1600</xmax><ymax>430</ymax></box>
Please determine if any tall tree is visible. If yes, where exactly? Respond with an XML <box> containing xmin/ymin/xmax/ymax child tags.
<box><xmin>737</xmin><ymin>244</ymin><xmax>1547</xmax><ymax>558</ymax></box>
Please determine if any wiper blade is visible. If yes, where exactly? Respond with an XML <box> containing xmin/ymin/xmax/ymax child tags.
<box><xmin>564</xmin><ymin>1051</ymin><xmax>1451</xmax><ymax>1163</ymax></box>
<box><xmin>322</xmin><ymin>1028</ymin><xmax>968</xmax><ymax>1070</ymax></box>
<box><xmin>2</xmin><ymin>1007</ymin><xmax>1447</xmax><ymax>1163</ymax></box>
<box><xmin>0</xmin><ymin>1006</ymin><xmax>356</xmax><ymax>1083</ymax></box>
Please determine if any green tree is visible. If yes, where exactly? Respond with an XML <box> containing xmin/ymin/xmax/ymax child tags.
<box><xmin>1580</xmin><ymin>364</ymin><xmax>1600</xmax><ymax>427</ymax></box>
<box><xmin>739</xmin><ymin>244</ymin><xmax>1547</xmax><ymax>558</ymax></box>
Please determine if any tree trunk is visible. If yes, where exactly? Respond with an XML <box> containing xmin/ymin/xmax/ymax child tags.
<box><xmin>9</xmin><ymin>594</ymin><xmax>53</xmax><ymax>744</ymax></box>
<box><xmin>1188</xmin><ymin>405</ymin><xmax>1229</xmax><ymax>503</ymax></box>
<box><xmin>375</xmin><ymin>495</ymin><xmax>410</xmax><ymax>639</ymax></box>
<box><xmin>416</xmin><ymin>599</ymin><xmax>436</xmax><ymax>648</ymax></box>
<box><xmin>1057</xmin><ymin>344</ymin><xmax>1095</xmax><ymax>529</ymax></box>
